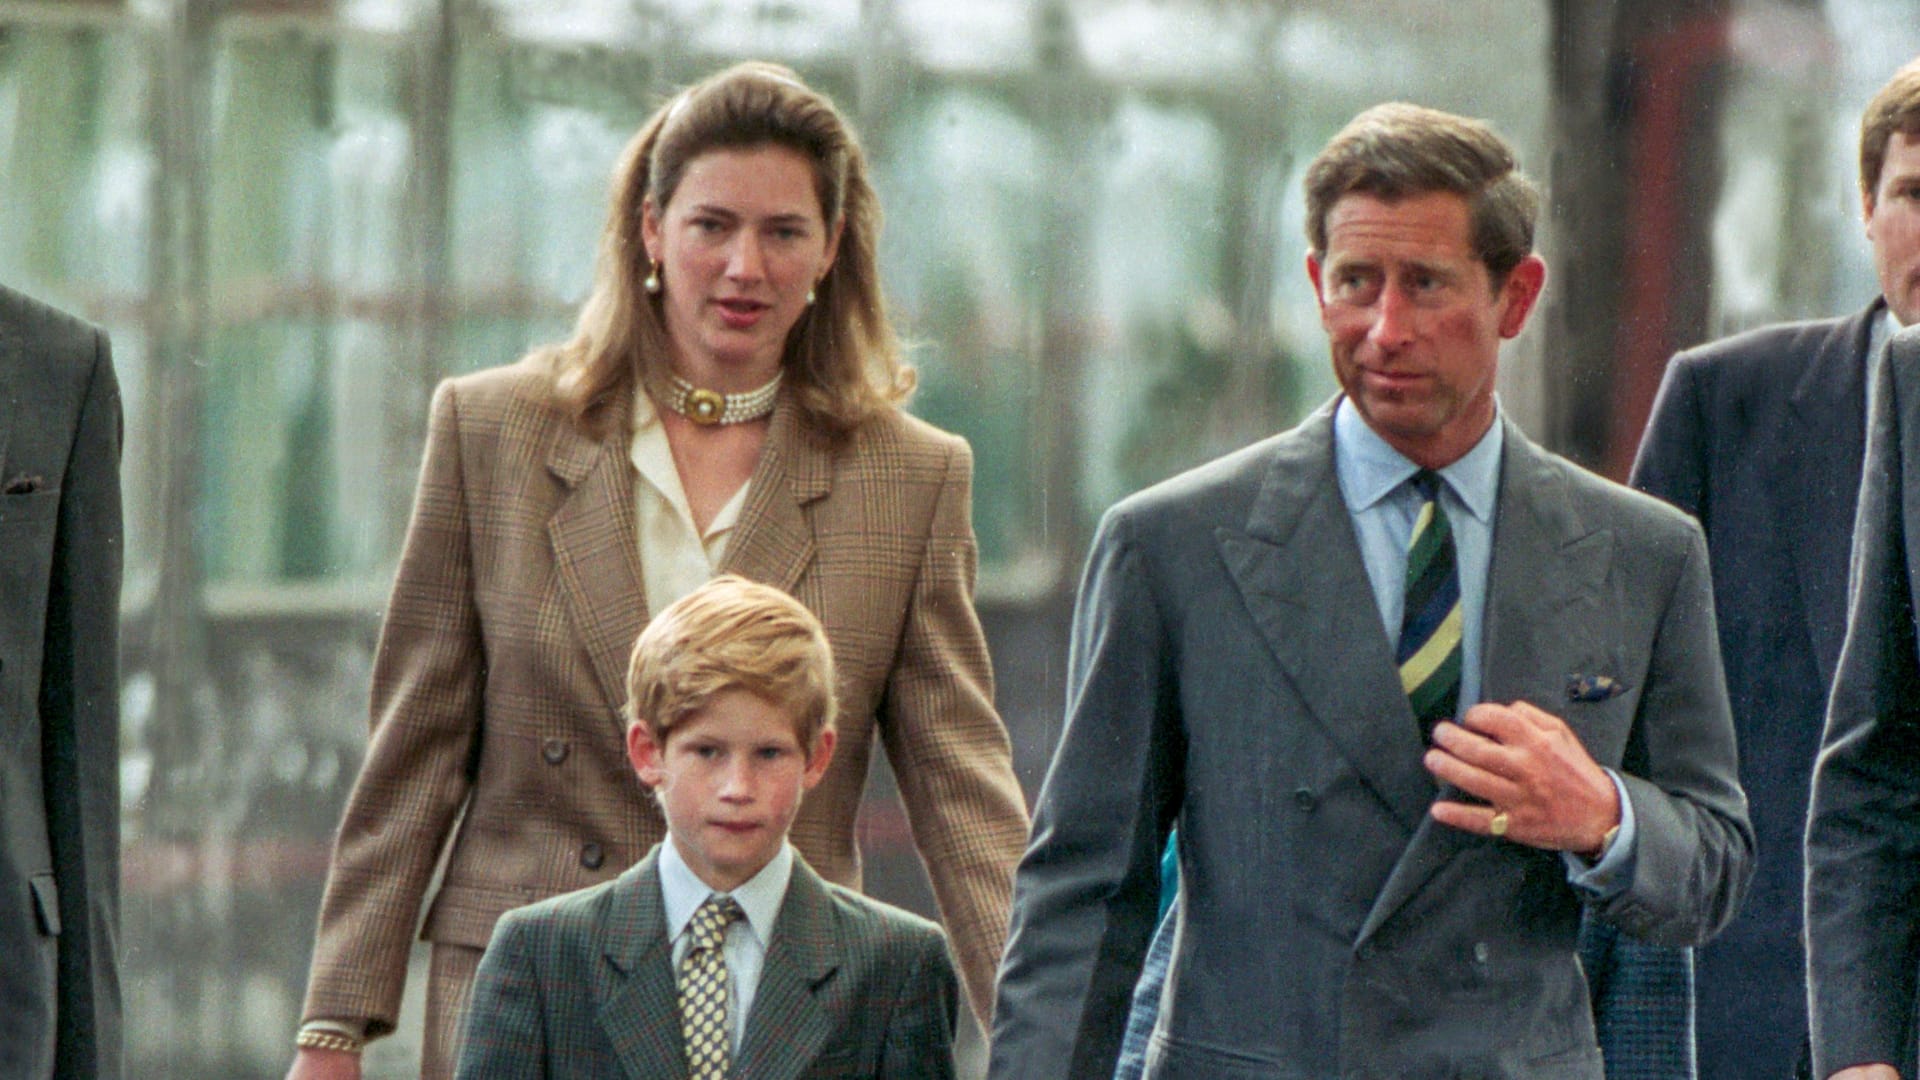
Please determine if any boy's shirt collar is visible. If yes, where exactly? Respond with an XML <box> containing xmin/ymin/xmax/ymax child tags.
<box><xmin>659</xmin><ymin>837</ymin><xmax>794</xmax><ymax>948</ymax></box>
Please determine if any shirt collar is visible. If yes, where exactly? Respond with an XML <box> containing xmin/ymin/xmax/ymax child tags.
<box><xmin>1333</xmin><ymin>396</ymin><xmax>1503</xmax><ymax>525</ymax></box>
<box><xmin>630</xmin><ymin>386</ymin><xmax>749</xmax><ymax>539</ymax></box>
<box><xmin>659</xmin><ymin>836</ymin><xmax>794</xmax><ymax>948</ymax></box>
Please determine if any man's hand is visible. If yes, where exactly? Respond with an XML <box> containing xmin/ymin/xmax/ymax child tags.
<box><xmin>1830</xmin><ymin>1066</ymin><xmax>1901</xmax><ymax>1080</ymax></box>
<box><xmin>286</xmin><ymin>1048</ymin><xmax>362</xmax><ymax>1080</ymax></box>
<box><xmin>1425</xmin><ymin>701</ymin><xmax>1620</xmax><ymax>855</ymax></box>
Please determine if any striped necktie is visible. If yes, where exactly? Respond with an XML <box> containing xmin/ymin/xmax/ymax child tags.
<box><xmin>1398</xmin><ymin>470</ymin><xmax>1462</xmax><ymax>742</ymax></box>
<box><xmin>678</xmin><ymin>895</ymin><xmax>744</xmax><ymax>1080</ymax></box>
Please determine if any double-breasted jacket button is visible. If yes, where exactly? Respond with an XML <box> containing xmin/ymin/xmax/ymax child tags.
<box><xmin>579</xmin><ymin>842</ymin><xmax>605</xmax><ymax>870</ymax></box>
<box><xmin>1293</xmin><ymin>788</ymin><xmax>1317</xmax><ymax>811</ymax></box>
<box><xmin>542</xmin><ymin>738</ymin><xmax>569</xmax><ymax>765</ymax></box>
<box><xmin>1472</xmin><ymin>941</ymin><xmax>1491</xmax><ymax>964</ymax></box>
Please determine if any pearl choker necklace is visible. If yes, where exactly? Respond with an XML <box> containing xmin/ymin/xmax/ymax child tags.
<box><xmin>657</xmin><ymin>371</ymin><xmax>782</xmax><ymax>426</ymax></box>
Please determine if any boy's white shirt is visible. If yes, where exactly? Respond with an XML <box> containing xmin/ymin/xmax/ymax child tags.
<box><xmin>659</xmin><ymin>837</ymin><xmax>795</xmax><ymax>1053</ymax></box>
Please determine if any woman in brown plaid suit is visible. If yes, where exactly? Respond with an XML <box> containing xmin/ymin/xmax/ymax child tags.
<box><xmin>287</xmin><ymin>62</ymin><xmax>1029</xmax><ymax>1080</ymax></box>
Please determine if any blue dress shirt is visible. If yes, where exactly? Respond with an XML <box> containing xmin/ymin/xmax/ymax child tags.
<box><xmin>1332</xmin><ymin>399</ymin><xmax>1635</xmax><ymax>890</ymax></box>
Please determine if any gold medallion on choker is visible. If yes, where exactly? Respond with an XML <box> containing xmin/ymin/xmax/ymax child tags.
<box><xmin>658</xmin><ymin>371</ymin><xmax>782</xmax><ymax>426</ymax></box>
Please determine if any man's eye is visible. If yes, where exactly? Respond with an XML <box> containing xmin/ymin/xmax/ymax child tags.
<box><xmin>1333</xmin><ymin>273</ymin><xmax>1377</xmax><ymax>301</ymax></box>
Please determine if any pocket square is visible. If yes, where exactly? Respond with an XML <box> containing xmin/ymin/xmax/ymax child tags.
<box><xmin>1567</xmin><ymin>673</ymin><xmax>1627</xmax><ymax>702</ymax></box>
<box><xmin>3</xmin><ymin>473</ymin><xmax>42</xmax><ymax>495</ymax></box>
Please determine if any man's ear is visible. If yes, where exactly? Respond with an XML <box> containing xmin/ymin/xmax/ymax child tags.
<box><xmin>1497</xmin><ymin>254</ymin><xmax>1547</xmax><ymax>340</ymax></box>
<box><xmin>801</xmin><ymin>728</ymin><xmax>837</xmax><ymax>791</ymax></box>
<box><xmin>1305</xmin><ymin>250</ymin><xmax>1331</xmax><ymax>322</ymax></box>
<box><xmin>628</xmin><ymin>723</ymin><xmax>666</xmax><ymax>788</ymax></box>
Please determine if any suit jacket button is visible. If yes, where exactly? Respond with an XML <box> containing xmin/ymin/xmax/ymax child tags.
<box><xmin>1472</xmin><ymin>941</ymin><xmax>1491</xmax><ymax>964</ymax></box>
<box><xmin>542</xmin><ymin>738</ymin><xmax>569</xmax><ymax>765</ymax></box>
<box><xmin>580</xmin><ymin>842</ymin><xmax>605</xmax><ymax>870</ymax></box>
<box><xmin>1293</xmin><ymin>788</ymin><xmax>1317</xmax><ymax>811</ymax></box>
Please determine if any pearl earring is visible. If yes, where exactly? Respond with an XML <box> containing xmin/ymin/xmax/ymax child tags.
<box><xmin>644</xmin><ymin>261</ymin><xmax>661</xmax><ymax>295</ymax></box>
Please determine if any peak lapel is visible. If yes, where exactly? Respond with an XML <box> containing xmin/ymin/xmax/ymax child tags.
<box><xmin>1360</xmin><ymin>423</ymin><xmax>1612</xmax><ymax>943</ymax></box>
<box><xmin>1216</xmin><ymin>410</ymin><xmax>1435</xmax><ymax>835</ymax></box>
<box><xmin>597</xmin><ymin>853</ymin><xmax>689</xmax><ymax>1080</ymax></box>
<box><xmin>720</xmin><ymin>395</ymin><xmax>824</xmax><ymax>592</ymax></box>
<box><xmin>1781</xmin><ymin>304</ymin><xmax>1875</xmax><ymax>680</ymax></box>
<box><xmin>736</xmin><ymin>860</ymin><xmax>839</xmax><ymax>1080</ymax></box>
<box><xmin>1480</xmin><ymin>424</ymin><xmax>1614</xmax><ymax>723</ymax></box>
<box><xmin>547</xmin><ymin>419</ymin><xmax>649</xmax><ymax>727</ymax></box>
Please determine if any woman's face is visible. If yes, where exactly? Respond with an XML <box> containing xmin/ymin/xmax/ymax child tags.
<box><xmin>642</xmin><ymin>144</ymin><xmax>841</xmax><ymax>388</ymax></box>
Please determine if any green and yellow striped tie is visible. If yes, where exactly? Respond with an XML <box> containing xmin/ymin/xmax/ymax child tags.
<box><xmin>1397</xmin><ymin>470</ymin><xmax>1462</xmax><ymax>742</ymax></box>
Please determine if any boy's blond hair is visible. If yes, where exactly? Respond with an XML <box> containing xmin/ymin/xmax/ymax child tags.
<box><xmin>625</xmin><ymin>574</ymin><xmax>837</xmax><ymax>750</ymax></box>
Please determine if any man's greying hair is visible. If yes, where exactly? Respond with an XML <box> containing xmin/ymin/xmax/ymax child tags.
<box><xmin>1304</xmin><ymin>102</ymin><xmax>1541</xmax><ymax>284</ymax></box>
<box><xmin>1861</xmin><ymin>56</ymin><xmax>1920</xmax><ymax>203</ymax></box>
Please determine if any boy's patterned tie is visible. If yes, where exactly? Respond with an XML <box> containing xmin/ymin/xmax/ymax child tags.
<box><xmin>678</xmin><ymin>895</ymin><xmax>745</xmax><ymax>1080</ymax></box>
<box><xmin>1398</xmin><ymin>470</ymin><xmax>1463</xmax><ymax>742</ymax></box>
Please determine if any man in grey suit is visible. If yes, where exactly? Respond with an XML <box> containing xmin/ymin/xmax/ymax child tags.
<box><xmin>1804</xmin><ymin>57</ymin><xmax>1920</xmax><ymax>1080</ymax></box>
<box><xmin>0</xmin><ymin>283</ymin><xmax>123</xmax><ymax>1079</ymax></box>
<box><xmin>1632</xmin><ymin>58</ymin><xmax>1920</xmax><ymax>1080</ymax></box>
<box><xmin>989</xmin><ymin>103</ymin><xmax>1752</xmax><ymax>1079</ymax></box>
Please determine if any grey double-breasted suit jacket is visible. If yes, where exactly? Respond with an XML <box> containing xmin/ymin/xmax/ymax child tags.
<box><xmin>989</xmin><ymin>405</ymin><xmax>1752</xmax><ymax>1080</ymax></box>
<box><xmin>0</xmin><ymin>284</ymin><xmax>122</xmax><ymax>1080</ymax></box>
<box><xmin>455</xmin><ymin>846</ymin><xmax>958</xmax><ymax>1079</ymax></box>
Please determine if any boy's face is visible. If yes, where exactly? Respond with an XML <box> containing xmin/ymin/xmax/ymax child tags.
<box><xmin>628</xmin><ymin>688</ymin><xmax>836</xmax><ymax>893</ymax></box>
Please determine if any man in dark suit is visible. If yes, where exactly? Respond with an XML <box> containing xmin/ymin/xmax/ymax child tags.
<box><xmin>1629</xmin><ymin>60</ymin><xmax>1920</xmax><ymax>1080</ymax></box>
<box><xmin>989</xmin><ymin>102</ymin><xmax>1752</xmax><ymax>1079</ymax></box>
<box><xmin>0</xmin><ymin>283</ymin><xmax>123</xmax><ymax>1080</ymax></box>
<box><xmin>1803</xmin><ymin>57</ymin><xmax>1920</xmax><ymax>1080</ymax></box>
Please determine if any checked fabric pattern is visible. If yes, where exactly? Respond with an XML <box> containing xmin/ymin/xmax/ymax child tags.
<box><xmin>678</xmin><ymin>895</ymin><xmax>745</xmax><ymax>1079</ymax></box>
<box><xmin>1398</xmin><ymin>470</ymin><xmax>1463</xmax><ymax>742</ymax></box>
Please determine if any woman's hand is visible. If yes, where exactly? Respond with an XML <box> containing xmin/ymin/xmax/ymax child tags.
<box><xmin>286</xmin><ymin>1047</ymin><xmax>362</xmax><ymax>1080</ymax></box>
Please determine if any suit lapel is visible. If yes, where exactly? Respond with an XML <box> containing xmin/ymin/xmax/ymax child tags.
<box><xmin>719</xmin><ymin>395</ymin><xmax>828</xmax><ymax>592</ymax></box>
<box><xmin>736</xmin><ymin>859</ymin><xmax>839</xmax><ymax>1080</ymax></box>
<box><xmin>1216</xmin><ymin>408</ymin><xmax>1436</xmax><ymax>835</ymax></box>
<box><xmin>1358</xmin><ymin>422</ymin><xmax>1612</xmax><ymax>944</ymax></box>
<box><xmin>596</xmin><ymin>851</ymin><xmax>689</xmax><ymax>1080</ymax></box>
<box><xmin>548</xmin><ymin>416</ymin><xmax>649</xmax><ymax>726</ymax></box>
<box><xmin>1779</xmin><ymin>302</ymin><xmax>1877</xmax><ymax>682</ymax></box>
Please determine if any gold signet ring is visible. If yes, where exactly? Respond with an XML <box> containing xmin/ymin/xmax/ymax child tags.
<box><xmin>1488</xmin><ymin>810</ymin><xmax>1510</xmax><ymax>838</ymax></box>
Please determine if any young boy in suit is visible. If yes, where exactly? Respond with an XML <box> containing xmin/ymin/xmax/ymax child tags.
<box><xmin>455</xmin><ymin>575</ymin><xmax>959</xmax><ymax>1079</ymax></box>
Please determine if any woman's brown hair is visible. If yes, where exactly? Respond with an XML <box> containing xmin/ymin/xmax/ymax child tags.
<box><xmin>546</xmin><ymin>61</ymin><xmax>913</xmax><ymax>443</ymax></box>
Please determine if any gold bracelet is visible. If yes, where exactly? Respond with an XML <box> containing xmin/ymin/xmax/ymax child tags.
<box><xmin>295</xmin><ymin>1029</ymin><xmax>364</xmax><ymax>1054</ymax></box>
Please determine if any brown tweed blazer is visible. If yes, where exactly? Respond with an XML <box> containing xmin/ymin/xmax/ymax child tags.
<box><xmin>300</xmin><ymin>357</ymin><xmax>1028</xmax><ymax>1037</ymax></box>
